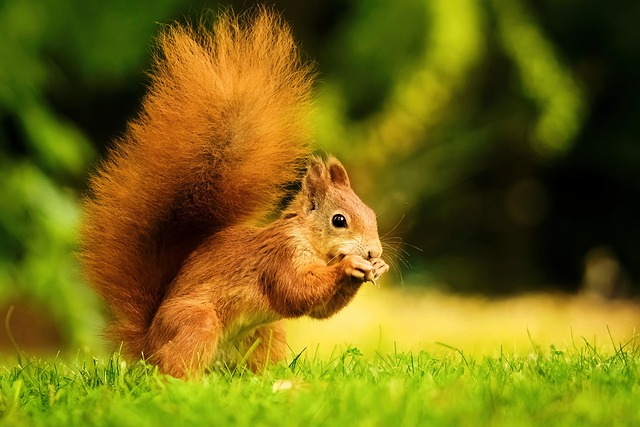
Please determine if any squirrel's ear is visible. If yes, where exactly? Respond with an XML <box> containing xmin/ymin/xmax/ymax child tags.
<box><xmin>326</xmin><ymin>156</ymin><xmax>351</xmax><ymax>188</ymax></box>
<box><xmin>302</xmin><ymin>157</ymin><xmax>329</xmax><ymax>211</ymax></box>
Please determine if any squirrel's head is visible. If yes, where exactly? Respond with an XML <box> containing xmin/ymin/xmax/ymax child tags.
<box><xmin>290</xmin><ymin>156</ymin><xmax>382</xmax><ymax>263</ymax></box>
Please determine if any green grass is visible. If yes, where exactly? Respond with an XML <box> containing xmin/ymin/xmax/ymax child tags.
<box><xmin>1</xmin><ymin>343</ymin><xmax>639</xmax><ymax>427</ymax></box>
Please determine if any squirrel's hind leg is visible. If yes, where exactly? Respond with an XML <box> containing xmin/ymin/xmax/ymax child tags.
<box><xmin>147</xmin><ymin>298</ymin><xmax>221</xmax><ymax>379</ymax></box>
<box><xmin>241</xmin><ymin>321</ymin><xmax>287</xmax><ymax>373</ymax></box>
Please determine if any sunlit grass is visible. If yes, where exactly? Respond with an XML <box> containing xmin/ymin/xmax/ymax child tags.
<box><xmin>287</xmin><ymin>285</ymin><xmax>640</xmax><ymax>358</ymax></box>
<box><xmin>1</xmin><ymin>287</ymin><xmax>639</xmax><ymax>425</ymax></box>
<box><xmin>1</xmin><ymin>341</ymin><xmax>639</xmax><ymax>426</ymax></box>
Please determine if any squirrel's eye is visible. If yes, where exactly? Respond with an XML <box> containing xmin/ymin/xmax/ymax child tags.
<box><xmin>332</xmin><ymin>214</ymin><xmax>348</xmax><ymax>228</ymax></box>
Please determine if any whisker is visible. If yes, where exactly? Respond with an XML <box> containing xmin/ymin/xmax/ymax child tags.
<box><xmin>381</xmin><ymin>215</ymin><xmax>406</xmax><ymax>239</ymax></box>
<box><xmin>389</xmin><ymin>257</ymin><xmax>405</xmax><ymax>290</ymax></box>
<box><xmin>396</xmin><ymin>255</ymin><xmax>411</xmax><ymax>269</ymax></box>
<box><xmin>376</xmin><ymin>220</ymin><xmax>424</xmax><ymax>291</ymax></box>
<box><xmin>381</xmin><ymin>236</ymin><xmax>423</xmax><ymax>253</ymax></box>
<box><xmin>399</xmin><ymin>242</ymin><xmax>423</xmax><ymax>252</ymax></box>
<box><xmin>378</xmin><ymin>244</ymin><xmax>407</xmax><ymax>289</ymax></box>
<box><xmin>389</xmin><ymin>245</ymin><xmax>411</xmax><ymax>258</ymax></box>
<box><xmin>381</xmin><ymin>242</ymin><xmax>412</xmax><ymax>270</ymax></box>
<box><xmin>326</xmin><ymin>254</ymin><xmax>342</xmax><ymax>265</ymax></box>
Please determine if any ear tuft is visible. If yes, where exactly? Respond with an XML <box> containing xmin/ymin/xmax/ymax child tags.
<box><xmin>302</xmin><ymin>156</ymin><xmax>328</xmax><ymax>207</ymax></box>
<box><xmin>326</xmin><ymin>156</ymin><xmax>351</xmax><ymax>188</ymax></box>
<box><xmin>301</xmin><ymin>156</ymin><xmax>351</xmax><ymax>213</ymax></box>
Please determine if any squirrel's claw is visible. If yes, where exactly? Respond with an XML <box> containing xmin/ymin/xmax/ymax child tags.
<box><xmin>367</xmin><ymin>258</ymin><xmax>389</xmax><ymax>285</ymax></box>
<box><xmin>364</xmin><ymin>269</ymin><xmax>376</xmax><ymax>285</ymax></box>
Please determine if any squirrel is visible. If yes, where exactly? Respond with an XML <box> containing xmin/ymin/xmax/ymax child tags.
<box><xmin>80</xmin><ymin>9</ymin><xmax>388</xmax><ymax>378</ymax></box>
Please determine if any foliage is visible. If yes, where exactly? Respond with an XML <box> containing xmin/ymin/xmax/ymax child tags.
<box><xmin>1</xmin><ymin>346</ymin><xmax>640</xmax><ymax>426</ymax></box>
<box><xmin>1</xmin><ymin>0</ymin><xmax>639</xmax><ymax>348</ymax></box>
<box><xmin>0</xmin><ymin>0</ymin><xmax>213</xmax><ymax>348</ymax></box>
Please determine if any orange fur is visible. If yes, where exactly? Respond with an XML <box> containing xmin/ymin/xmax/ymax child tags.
<box><xmin>80</xmin><ymin>9</ymin><xmax>388</xmax><ymax>378</ymax></box>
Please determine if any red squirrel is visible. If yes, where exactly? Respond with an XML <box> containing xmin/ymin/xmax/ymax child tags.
<box><xmin>80</xmin><ymin>9</ymin><xmax>388</xmax><ymax>378</ymax></box>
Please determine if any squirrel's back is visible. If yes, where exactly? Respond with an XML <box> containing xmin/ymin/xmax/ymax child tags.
<box><xmin>80</xmin><ymin>10</ymin><xmax>314</xmax><ymax>357</ymax></box>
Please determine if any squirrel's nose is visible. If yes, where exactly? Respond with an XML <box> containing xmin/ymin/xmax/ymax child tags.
<box><xmin>367</xmin><ymin>242</ymin><xmax>382</xmax><ymax>259</ymax></box>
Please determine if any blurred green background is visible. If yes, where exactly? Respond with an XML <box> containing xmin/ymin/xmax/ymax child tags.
<box><xmin>1</xmin><ymin>0</ymin><xmax>639</xmax><ymax>351</ymax></box>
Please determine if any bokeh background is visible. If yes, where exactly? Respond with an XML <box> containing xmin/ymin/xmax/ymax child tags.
<box><xmin>1</xmin><ymin>0</ymin><xmax>639</xmax><ymax>355</ymax></box>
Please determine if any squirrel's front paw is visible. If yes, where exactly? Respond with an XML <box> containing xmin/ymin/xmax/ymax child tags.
<box><xmin>365</xmin><ymin>258</ymin><xmax>389</xmax><ymax>284</ymax></box>
<box><xmin>341</xmin><ymin>255</ymin><xmax>373</xmax><ymax>281</ymax></box>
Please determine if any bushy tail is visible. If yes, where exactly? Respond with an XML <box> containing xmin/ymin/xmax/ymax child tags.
<box><xmin>80</xmin><ymin>9</ymin><xmax>314</xmax><ymax>357</ymax></box>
